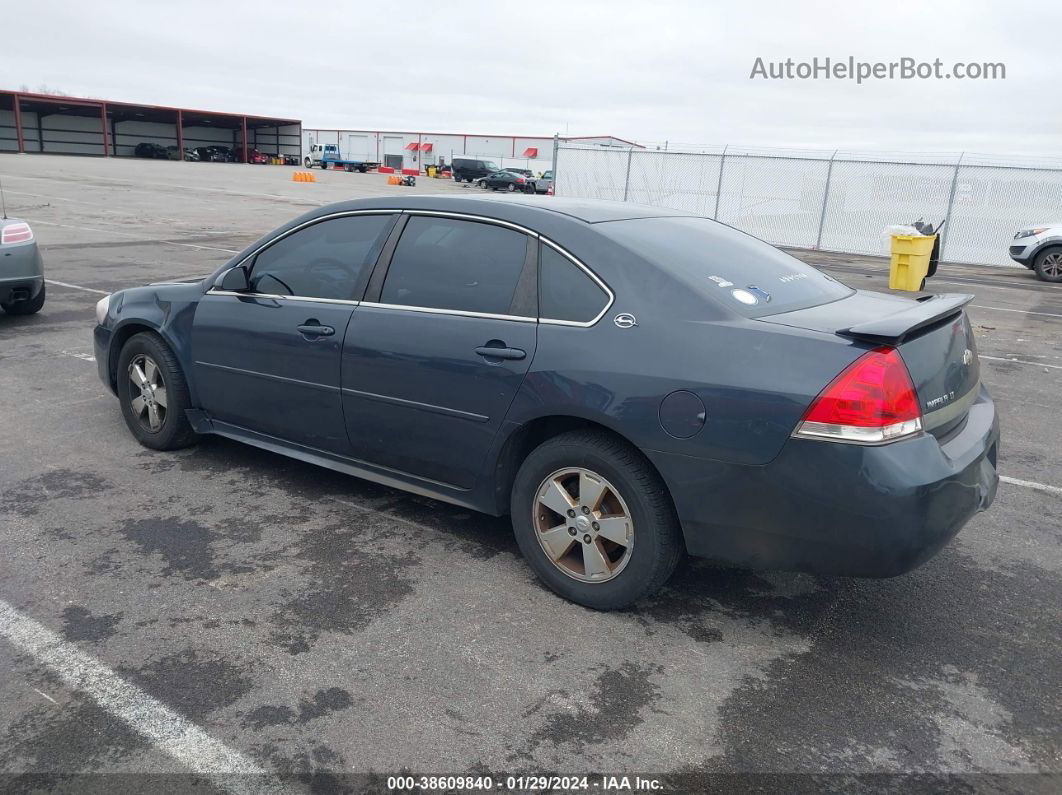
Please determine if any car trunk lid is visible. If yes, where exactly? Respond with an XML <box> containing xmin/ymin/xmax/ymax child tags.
<box><xmin>761</xmin><ymin>291</ymin><xmax>980</xmax><ymax>438</ymax></box>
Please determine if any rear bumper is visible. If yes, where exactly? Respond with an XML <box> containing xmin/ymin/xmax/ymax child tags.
<box><xmin>649</xmin><ymin>386</ymin><xmax>999</xmax><ymax>577</ymax></box>
<box><xmin>0</xmin><ymin>275</ymin><xmax>44</xmax><ymax>305</ymax></box>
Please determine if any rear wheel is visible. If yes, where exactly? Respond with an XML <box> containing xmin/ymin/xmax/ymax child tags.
<box><xmin>511</xmin><ymin>430</ymin><xmax>683</xmax><ymax>610</ymax></box>
<box><xmin>1</xmin><ymin>282</ymin><xmax>45</xmax><ymax>315</ymax></box>
<box><xmin>507</xmin><ymin>183</ymin><xmax>517</xmax><ymax>192</ymax></box>
<box><xmin>117</xmin><ymin>332</ymin><xmax>198</xmax><ymax>451</ymax></box>
<box><xmin>1033</xmin><ymin>248</ymin><xmax>1062</xmax><ymax>282</ymax></box>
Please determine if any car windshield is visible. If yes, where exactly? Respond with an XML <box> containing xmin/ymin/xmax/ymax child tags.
<box><xmin>600</xmin><ymin>216</ymin><xmax>853</xmax><ymax>318</ymax></box>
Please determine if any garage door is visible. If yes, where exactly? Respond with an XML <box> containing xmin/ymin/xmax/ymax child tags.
<box><xmin>346</xmin><ymin>134</ymin><xmax>370</xmax><ymax>161</ymax></box>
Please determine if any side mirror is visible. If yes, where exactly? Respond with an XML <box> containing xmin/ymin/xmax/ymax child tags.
<box><xmin>215</xmin><ymin>266</ymin><xmax>250</xmax><ymax>292</ymax></box>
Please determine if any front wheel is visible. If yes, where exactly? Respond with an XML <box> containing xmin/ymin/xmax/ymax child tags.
<box><xmin>304</xmin><ymin>158</ymin><xmax>312</xmax><ymax>168</ymax></box>
<box><xmin>507</xmin><ymin>183</ymin><xmax>516</xmax><ymax>192</ymax></box>
<box><xmin>1033</xmin><ymin>248</ymin><xmax>1062</xmax><ymax>282</ymax></box>
<box><xmin>117</xmin><ymin>332</ymin><xmax>198</xmax><ymax>451</ymax></box>
<box><xmin>511</xmin><ymin>430</ymin><xmax>683</xmax><ymax>610</ymax></box>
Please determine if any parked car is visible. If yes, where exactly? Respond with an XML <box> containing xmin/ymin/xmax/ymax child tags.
<box><xmin>452</xmin><ymin>157</ymin><xmax>500</xmax><ymax>183</ymax></box>
<box><xmin>134</xmin><ymin>142</ymin><xmax>169</xmax><ymax>159</ymax></box>
<box><xmin>163</xmin><ymin>145</ymin><xmax>197</xmax><ymax>161</ymax></box>
<box><xmin>1008</xmin><ymin>224</ymin><xmax>1062</xmax><ymax>282</ymax></box>
<box><xmin>93</xmin><ymin>197</ymin><xmax>999</xmax><ymax>609</ymax></box>
<box><xmin>0</xmin><ymin>218</ymin><xmax>45</xmax><ymax>315</ymax></box>
<box><xmin>534</xmin><ymin>170</ymin><xmax>554</xmax><ymax>194</ymax></box>
<box><xmin>194</xmin><ymin>146</ymin><xmax>235</xmax><ymax>163</ymax></box>
<box><xmin>243</xmin><ymin>148</ymin><xmax>270</xmax><ymax>164</ymax></box>
<box><xmin>481</xmin><ymin>170</ymin><xmax>533</xmax><ymax>193</ymax></box>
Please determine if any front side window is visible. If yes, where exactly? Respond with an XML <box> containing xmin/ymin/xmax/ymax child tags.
<box><xmin>380</xmin><ymin>216</ymin><xmax>528</xmax><ymax>315</ymax></box>
<box><xmin>539</xmin><ymin>243</ymin><xmax>609</xmax><ymax>323</ymax></box>
<box><xmin>249</xmin><ymin>214</ymin><xmax>394</xmax><ymax>300</ymax></box>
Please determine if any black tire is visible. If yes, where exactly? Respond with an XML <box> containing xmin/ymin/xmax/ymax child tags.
<box><xmin>1</xmin><ymin>282</ymin><xmax>45</xmax><ymax>315</ymax></box>
<box><xmin>303</xmin><ymin>158</ymin><xmax>312</xmax><ymax>168</ymax></box>
<box><xmin>511</xmin><ymin>430</ymin><xmax>683</xmax><ymax>610</ymax></box>
<box><xmin>116</xmin><ymin>332</ymin><xmax>198</xmax><ymax>451</ymax></box>
<box><xmin>1033</xmin><ymin>247</ymin><xmax>1062</xmax><ymax>283</ymax></box>
<box><xmin>506</xmin><ymin>183</ymin><xmax>516</xmax><ymax>192</ymax></box>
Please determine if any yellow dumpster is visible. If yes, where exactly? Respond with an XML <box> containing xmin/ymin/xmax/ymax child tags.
<box><xmin>889</xmin><ymin>234</ymin><xmax>937</xmax><ymax>291</ymax></box>
<box><xmin>427</xmin><ymin>166</ymin><xmax>437</xmax><ymax>178</ymax></box>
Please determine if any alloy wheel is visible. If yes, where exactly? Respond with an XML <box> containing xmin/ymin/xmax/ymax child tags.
<box><xmin>128</xmin><ymin>354</ymin><xmax>168</xmax><ymax>432</ymax></box>
<box><xmin>533</xmin><ymin>467</ymin><xmax>634</xmax><ymax>583</ymax></box>
<box><xmin>1043</xmin><ymin>252</ymin><xmax>1062</xmax><ymax>277</ymax></box>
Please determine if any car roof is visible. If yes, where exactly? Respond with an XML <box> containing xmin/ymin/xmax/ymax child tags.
<box><xmin>313</xmin><ymin>195</ymin><xmax>696</xmax><ymax>225</ymax></box>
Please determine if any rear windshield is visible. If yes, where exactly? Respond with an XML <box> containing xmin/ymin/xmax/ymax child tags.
<box><xmin>600</xmin><ymin>216</ymin><xmax>852</xmax><ymax>317</ymax></box>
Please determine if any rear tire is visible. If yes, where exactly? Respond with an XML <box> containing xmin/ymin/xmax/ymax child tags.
<box><xmin>117</xmin><ymin>332</ymin><xmax>198</xmax><ymax>451</ymax></box>
<box><xmin>1</xmin><ymin>282</ymin><xmax>45</xmax><ymax>315</ymax></box>
<box><xmin>511</xmin><ymin>430</ymin><xmax>683</xmax><ymax>610</ymax></box>
<box><xmin>1033</xmin><ymin>247</ymin><xmax>1062</xmax><ymax>282</ymax></box>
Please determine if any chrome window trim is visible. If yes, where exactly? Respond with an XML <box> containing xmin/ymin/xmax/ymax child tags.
<box><xmin>232</xmin><ymin>208</ymin><xmax>400</xmax><ymax>270</ymax></box>
<box><xmin>537</xmin><ymin>238</ymin><xmax>615</xmax><ymax>328</ymax></box>
<box><xmin>218</xmin><ymin>207</ymin><xmax>616</xmax><ymax>327</ymax></box>
<box><xmin>402</xmin><ymin>209</ymin><xmax>541</xmax><ymax>238</ymax></box>
<box><xmin>207</xmin><ymin>289</ymin><xmax>361</xmax><ymax>307</ymax></box>
<box><xmin>359</xmin><ymin>301</ymin><xmax>537</xmax><ymax>324</ymax></box>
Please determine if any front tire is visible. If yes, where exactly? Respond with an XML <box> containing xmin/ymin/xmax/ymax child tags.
<box><xmin>117</xmin><ymin>332</ymin><xmax>198</xmax><ymax>451</ymax></box>
<box><xmin>511</xmin><ymin>430</ymin><xmax>683</xmax><ymax>610</ymax></box>
<box><xmin>1</xmin><ymin>282</ymin><xmax>45</xmax><ymax>315</ymax></box>
<box><xmin>1033</xmin><ymin>247</ymin><xmax>1062</xmax><ymax>282</ymax></box>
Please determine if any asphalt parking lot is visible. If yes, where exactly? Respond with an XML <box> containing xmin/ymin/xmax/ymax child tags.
<box><xmin>0</xmin><ymin>155</ymin><xmax>1059</xmax><ymax>793</ymax></box>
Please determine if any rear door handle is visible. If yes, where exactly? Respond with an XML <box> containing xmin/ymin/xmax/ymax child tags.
<box><xmin>297</xmin><ymin>323</ymin><xmax>335</xmax><ymax>338</ymax></box>
<box><xmin>474</xmin><ymin>345</ymin><xmax>526</xmax><ymax>360</ymax></box>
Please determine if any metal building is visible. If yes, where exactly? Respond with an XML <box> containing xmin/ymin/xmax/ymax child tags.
<box><xmin>0</xmin><ymin>89</ymin><xmax>302</xmax><ymax>161</ymax></box>
<box><xmin>301</xmin><ymin>128</ymin><xmax>640</xmax><ymax>173</ymax></box>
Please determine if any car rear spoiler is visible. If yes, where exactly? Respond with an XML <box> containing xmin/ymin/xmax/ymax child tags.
<box><xmin>837</xmin><ymin>293</ymin><xmax>974</xmax><ymax>344</ymax></box>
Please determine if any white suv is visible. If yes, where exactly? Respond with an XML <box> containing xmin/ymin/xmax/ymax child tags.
<box><xmin>1009</xmin><ymin>224</ymin><xmax>1062</xmax><ymax>282</ymax></box>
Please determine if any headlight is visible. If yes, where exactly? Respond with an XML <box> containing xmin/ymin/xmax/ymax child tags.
<box><xmin>95</xmin><ymin>295</ymin><xmax>111</xmax><ymax>325</ymax></box>
<box><xmin>1015</xmin><ymin>228</ymin><xmax>1048</xmax><ymax>239</ymax></box>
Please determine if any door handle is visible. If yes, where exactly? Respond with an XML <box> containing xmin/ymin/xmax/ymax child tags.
<box><xmin>474</xmin><ymin>345</ymin><xmax>526</xmax><ymax>360</ymax></box>
<box><xmin>297</xmin><ymin>323</ymin><xmax>335</xmax><ymax>338</ymax></box>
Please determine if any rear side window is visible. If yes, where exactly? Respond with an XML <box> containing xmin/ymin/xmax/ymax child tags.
<box><xmin>600</xmin><ymin>216</ymin><xmax>852</xmax><ymax>317</ymax></box>
<box><xmin>539</xmin><ymin>243</ymin><xmax>610</xmax><ymax>323</ymax></box>
<box><xmin>381</xmin><ymin>216</ymin><xmax>528</xmax><ymax>315</ymax></box>
<box><xmin>250</xmin><ymin>214</ymin><xmax>394</xmax><ymax>300</ymax></box>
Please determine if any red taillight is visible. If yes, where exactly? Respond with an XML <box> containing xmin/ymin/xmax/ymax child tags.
<box><xmin>517</xmin><ymin>177</ymin><xmax>525</xmax><ymax>183</ymax></box>
<box><xmin>794</xmin><ymin>347</ymin><xmax>922</xmax><ymax>444</ymax></box>
<box><xmin>1</xmin><ymin>223</ymin><xmax>33</xmax><ymax>245</ymax></box>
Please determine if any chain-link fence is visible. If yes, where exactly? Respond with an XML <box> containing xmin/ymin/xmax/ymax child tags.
<box><xmin>554</xmin><ymin>144</ymin><xmax>1062</xmax><ymax>266</ymax></box>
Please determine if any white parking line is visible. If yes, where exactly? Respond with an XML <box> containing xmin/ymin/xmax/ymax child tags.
<box><xmin>980</xmin><ymin>355</ymin><xmax>1062</xmax><ymax>371</ymax></box>
<box><xmin>45</xmin><ymin>279</ymin><xmax>110</xmax><ymax>295</ymax></box>
<box><xmin>1000</xmin><ymin>476</ymin><xmax>1062</xmax><ymax>497</ymax></box>
<box><xmin>970</xmin><ymin>304</ymin><xmax>1062</xmax><ymax>320</ymax></box>
<box><xmin>26</xmin><ymin>219</ymin><xmax>239</xmax><ymax>255</ymax></box>
<box><xmin>61</xmin><ymin>350</ymin><xmax>96</xmax><ymax>362</ymax></box>
<box><xmin>0</xmin><ymin>600</ymin><xmax>279</xmax><ymax>794</ymax></box>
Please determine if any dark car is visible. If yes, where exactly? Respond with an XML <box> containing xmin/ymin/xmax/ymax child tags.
<box><xmin>452</xmin><ymin>156</ymin><xmax>500</xmax><ymax>183</ymax></box>
<box><xmin>193</xmin><ymin>146</ymin><xmax>235</xmax><ymax>163</ymax></box>
<box><xmin>134</xmin><ymin>142</ymin><xmax>169</xmax><ymax>159</ymax></box>
<box><xmin>481</xmin><ymin>170</ymin><xmax>532</xmax><ymax>193</ymax></box>
<box><xmin>93</xmin><ymin>197</ymin><xmax>999</xmax><ymax>609</ymax></box>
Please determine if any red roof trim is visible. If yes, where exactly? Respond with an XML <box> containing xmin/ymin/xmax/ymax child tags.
<box><xmin>0</xmin><ymin>88</ymin><xmax>301</xmax><ymax>125</ymax></box>
<box><xmin>405</xmin><ymin>142</ymin><xmax>419</xmax><ymax>150</ymax></box>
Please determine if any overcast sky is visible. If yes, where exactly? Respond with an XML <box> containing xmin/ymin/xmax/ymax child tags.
<box><xmin>6</xmin><ymin>0</ymin><xmax>1060</xmax><ymax>156</ymax></box>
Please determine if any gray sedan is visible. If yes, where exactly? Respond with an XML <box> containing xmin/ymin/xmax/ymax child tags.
<box><xmin>0</xmin><ymin>218</ymin><xmax>45</xmax><ymax>315</ymax></box>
